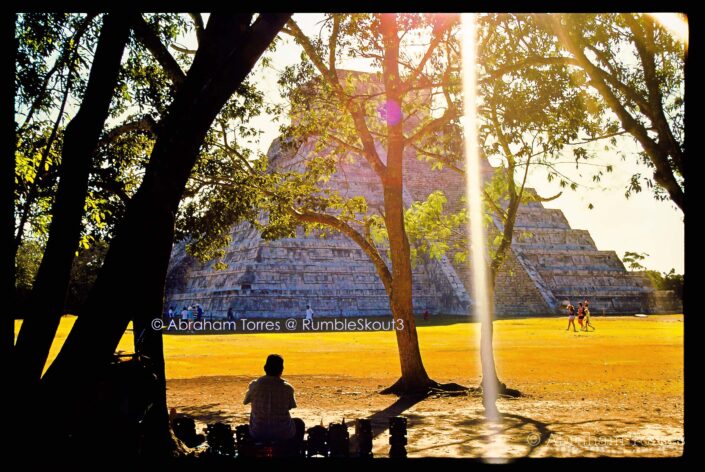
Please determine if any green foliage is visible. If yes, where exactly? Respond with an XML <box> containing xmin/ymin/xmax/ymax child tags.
<box><xmin>402</xmin><ymin>191</ymin><xmax>467</xmax><ymax>267</ymax></box>
<box><xmin>645</xmin><ymin>269</ymin><xmax>683</xmax><ymax>301</ymax></box>
<box><xmin>15</xmin><ymin>13</ymin><xmax>192</xmax><ymax>249</ymax></box>
<box><xmin>622</xmin><ymin>251</ymin><xmax>649</xmax><ymax>271</ymax></box>
<box><xmin>15</xmin><ymin>239</ymin><xmax>43</xmax><ymax>300</ymax></box>
<box><xmin>66</xmin><ymin>240</ymin><xmax>109</xmax><ymax>311</ymax></box>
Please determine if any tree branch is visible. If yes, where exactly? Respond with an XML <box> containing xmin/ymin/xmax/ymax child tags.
<box><xmin>549</xmin><ymin>14</ymin><xmax>683</xmax><ymax>210</ymax></box>
<box><xmin>411</xmin><ymin>145</ymin><xmax>464</xmax><ymax>175</ymax></box>
<box><xmin>131</xmin><ymin>15</ymin><xmax>186</xmax><ymax>89</ymax></box>
<box><xmin>481</xmin><ymin>53</ymin><xmax>653</xmax><ymax>116</ymax></box>
<box><xmin>405</xmin><ymin>107</ymin><xmax>456</xmax><ymax>145</ymax></box>
<box><xmin>189</xmin><ymin>13</ymin><xmax>205</xmax><ymax>45</ymax></box>
<box><xmin>92</xmin><ymin>168</ymin><xmax>131</xmax><ymax>204</ymax></box>
<box><xmin>18</xmin><ymin>13</ymin><xmax>98</xmax><ymax>133</ymax></box>
<box><xmin>401</xmin><ymin>14</ymin><xmax>457</xmax><ymax>93</ymax></box>
<box><xmin>623</xmin><ymin>14</ymin><xmax>684</xmax><ymax>177</ymax></box>
<box><xmin>292</xmin><ymin>208</ymin><xmax>392</xmax><ymax>291</ymax></box>
<box><xmin>97</xmin><ymin>116</ymin><xmax>157</xmax><ymax>148</ymax></box>
<box><xmin>531</xmin><ymin>190</ymin><xmax>562</xmax><ymax>202</ymax></box>
<box><xmin>284</xmin><ymin>18</ymin><xmax>388</xmax><ymax>179</ymax></box>
<box><xmin>329</xmin><ymin>15</ymin><xmax>340</xmax><ymax>76</ymax></box>
<box><xmin>327</xmin><ymin>133</ymin><xmax>366</xmax><ymax>156</ymax></box>
<box><xmin>170</xmin><ymin>43</ymin><xmax>197</xmax><ymax>54</ymax></box>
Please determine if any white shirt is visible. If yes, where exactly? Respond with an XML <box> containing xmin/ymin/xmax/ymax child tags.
<box><xmin>305</xmin><ymin>308</ymin><xmax>314</xmax><ymax>320</ymax></box>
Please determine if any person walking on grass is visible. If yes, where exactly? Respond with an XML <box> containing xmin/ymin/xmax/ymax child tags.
<box><xmin>576</xmin><ymin>302</ymin><xmax>586</xmax><ymax>331</ymax></box>
<box><xmin>583</xmin><ymin>300</ymin><xmax>595</xmax><ymax>331</ymax></box>
<box><xmin>566</xmin><ymin>302</ymin><xmax>577</xmax><ymax>332</ymax></box>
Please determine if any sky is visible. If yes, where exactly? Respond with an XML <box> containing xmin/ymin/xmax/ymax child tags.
<box><xmin>235</xmin><ymin>13</ymin><xmax>684</xmax><ymax>274</ymax></box>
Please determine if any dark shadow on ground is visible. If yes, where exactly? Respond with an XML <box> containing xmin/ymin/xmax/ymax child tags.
<box><xmin>349</xmin><ymin>393</ymin><xmax>427</xmax><ymax>445</ymax></box>
<box><xmin>177</xmin><ymin>403</ymin><xmax>244</xmax><ymax>425</ymax></box>
<box><xmin>345</xmin><ymin>393</ymin><xmax>555</xmax><ymax>458</ymax></box>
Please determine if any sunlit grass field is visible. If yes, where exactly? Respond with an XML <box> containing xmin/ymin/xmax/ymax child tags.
<box><xmin>16</xmin><ymin>314</ymin><xmax>683</xmax><ymax>399</ymax></box>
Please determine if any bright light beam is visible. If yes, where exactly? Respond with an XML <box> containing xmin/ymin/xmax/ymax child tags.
<box><xmin>461</xmin><ymin>13</ymin><xmax>508</xmax><ymax>462</ymax></box>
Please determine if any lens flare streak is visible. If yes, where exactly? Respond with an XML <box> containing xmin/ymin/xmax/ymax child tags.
<box><xmin>461</xmin><ymin>13</ymin><xmax>508</xmax><ymax>462</ymax></box>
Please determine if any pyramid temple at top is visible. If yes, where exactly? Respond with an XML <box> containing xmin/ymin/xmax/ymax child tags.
<box><xmin>165</xmin><ymin>71</ymin><xmax>680</xmax><ymax>318</ymax></box>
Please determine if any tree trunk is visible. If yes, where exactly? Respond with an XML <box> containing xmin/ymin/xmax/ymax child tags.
<box><xmin>480</xmin><ymin>274</ymin><xmax>501</xmax><ymax>418</ymax></box>
<box><xmin>39</xmin><ymin>13</ymin><xmax>290</xmax><ymax>459</ymax></box>
<box><xmin>378</xmin><ymin>14</ymin><xmax>434</xmax><ymax>395</ymax></box>
<box><xmin>13</xmin><ymin>12</ymin><xmax>132</xmax><ymax>386</ymax></box>
<box><xmin>383</xmin><ymin>184</ymin><xmax>434</xmax><ymax>393</ymax></box>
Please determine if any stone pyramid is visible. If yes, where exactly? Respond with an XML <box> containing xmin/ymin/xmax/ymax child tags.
<box><xmin>166</xmin><ymin>134</ymin><xmax>678</xmax><ymax>318</ymax></box>
<box><xmin>166</xmin><ymin>71</ymin><xmax>679</xmax><ymax>318</ymax></box>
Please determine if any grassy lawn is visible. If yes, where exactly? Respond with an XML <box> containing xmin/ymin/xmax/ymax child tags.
<box><xmin>16</xmin><ymin>314</ymin><xmax>683</xmax><ymax>398</ymax></box>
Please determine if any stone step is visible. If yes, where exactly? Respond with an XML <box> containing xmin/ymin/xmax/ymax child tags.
<box><xmin>551</xmin><ymin>288</ymin><xmax>652</xmax><ymax>297</ymax></box>
<box><xmin>517</xmin><ymin>247</ymin><xmax>622</xmax><ymax>257</ymax></box>
<box><xmin>543</xmin><ymin>277</ymin><xmax>652</xmax><ymax>293</ymax></box>
<box><xmin>512</xmin><ymin>228</ymin><xmax>597</xmax><ymax>249</ymax></box>
<box><xmin>518</xmin><ymin>251</ymin><xmax>626</xmax><ymax>271</ymax></box>
<box><xmin>534</xmin><ymin>265</ymin><xmax>627</xmax><ymax>272</ymax></box>
<box><xmin>513</xmin><ymin>208</ymin><xmax>571</xmax><ymax>230</ymax></box>
<box><xmin>538</xmin><ymin>271</ymin><xmax>647</xmax><ymax>282</ymax></box>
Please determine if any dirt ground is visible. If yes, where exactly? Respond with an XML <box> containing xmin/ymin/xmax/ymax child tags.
<box><xmin>161</xmin><ymin>315</ymin><xmax>684</xmax><ymax>458</ymax></box>
<box><xmin>26</xmin><ymin>314</ymin><xmax>684</xmax><ymax>458</ymax></box>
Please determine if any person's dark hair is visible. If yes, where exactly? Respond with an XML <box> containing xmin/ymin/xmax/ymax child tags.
<box><xmin>264</xmin><ymin>354</ymin><xmax>284</xmax><ymax>376</ymax></box>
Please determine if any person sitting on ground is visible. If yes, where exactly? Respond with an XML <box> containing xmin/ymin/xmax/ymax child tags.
<box><xmin>244</xmin><ymin>354</ymin><xmax>305</xmax><ymax>449</ymax></box>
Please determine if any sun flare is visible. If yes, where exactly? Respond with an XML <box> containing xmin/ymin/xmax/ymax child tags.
<box><xmin>647</xmin><ymin>13</ymin><xmax>688</xmax><ymax>48</ymax></box>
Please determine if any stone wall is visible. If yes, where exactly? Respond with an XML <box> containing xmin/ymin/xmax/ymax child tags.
<box><xmin>646</xmin><ymin>290</ymin><xmax>683</xmax><ymax>314</ymax></box>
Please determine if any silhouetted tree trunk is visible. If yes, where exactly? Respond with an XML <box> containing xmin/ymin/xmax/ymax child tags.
<box><xmin>4</xmin><ymin>13</ymin><xmax>16</xmax><ymax>355</ymax></box>
<box><xmin>40</xmin><ymin>13</ymin><xmax>291</xmax><ymax>459</ymax></box>
<box><xmin>14</xmin><ymin>12</ymin><xmax>133</xmax><ymax>385</ymax></box>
